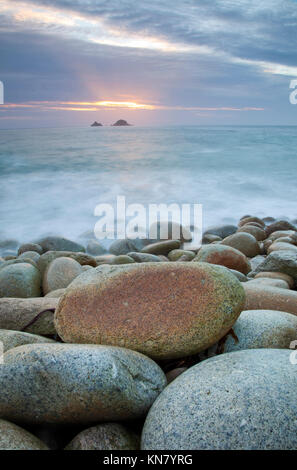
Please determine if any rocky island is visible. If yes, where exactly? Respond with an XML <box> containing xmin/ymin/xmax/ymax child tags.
<box><xmin>90</xmin><ymin>121</ymin><xmax>103</xmax><ymax>127</ymax></box>
<box><xmin>112</xmin><ymin>119</ymin><xmax>132</xmax><ymax>126</ymax></box>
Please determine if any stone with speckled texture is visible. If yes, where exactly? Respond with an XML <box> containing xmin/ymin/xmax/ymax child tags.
<box><xmin>0</xmin><ymin>297</ymin><xmax>57</xmax><ymax>335</ymax></box>
<box><xmin>208</xmin><ymin>310</ymin><xmax>297</xmax><ymax>354</ymax></box>
<box><xmin>253</xmin><ymin>250</ymin><xmax>297</xmax><ymax>281</ymax></box>
<box><xmin>221</xmin><ymin>232</ymin><xmax>260</xmax><ymax>258</ymax></box>
<box><xmin>0</xmin><ymin>263</ymin><xmax>41</xmax><ymax>298</ymax></box>
<box><xmin>141</xmin><ymin>240</ymin><xmax>181</xmax><ymax>255</ymax></box>
<box><xmin>65</xmin><ymin>423</ymin><xmax>140</xmax><ymax>450</ymax></box>
<box><xmin>54</xmin><ymin>262</ymin><xmax>245</xmax><ymax>360</ymax></box>
<box><xmin>0</xmin><ymin>343</ymin><xmax>166</xmax><ymax>425</ymax></box>
<box><xmin>141</xmin><ymin>349</ymin><xmax>297</xmax><ymax>450</ymax></box>
<box><xmin>43</xmin><ymin>256</ymin><xmax>82</xmax><ymax>294</ymax></box>
<box><xmin>243</xmin><ymin>283</ymin><xmax>297</xmax><ymax>316</ymax></box>
<box><xmin>193</xmin><ymin>244</ymin><xmax>251</xmax><ymax>274</ymax></box>
<box><xmin>0</xmin><ymin>329</ymin><xmax>56</xmax><ymax>352</ymax></box>
<box><xmin>0</xmin><ymin>419</ymin><xmax>48</xmax><ymax>450</ymax></box>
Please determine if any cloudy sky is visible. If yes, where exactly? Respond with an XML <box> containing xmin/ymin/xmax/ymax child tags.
<box><xmin>1</xmin><ymin>0</ymin><xmax>297</xmax><ymax>127</ymax></box>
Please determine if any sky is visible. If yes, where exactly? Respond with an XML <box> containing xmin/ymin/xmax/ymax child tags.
<box><xmin>0</xmin><ymin>0</ymin><xmax>297</xmax><ymax>127</ymax></box>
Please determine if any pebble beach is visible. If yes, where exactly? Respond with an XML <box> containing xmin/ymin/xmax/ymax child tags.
<box><xmin>0</xmin><ymin>215</ymin><xmax>296</xmax><ymax>450</ymax></box>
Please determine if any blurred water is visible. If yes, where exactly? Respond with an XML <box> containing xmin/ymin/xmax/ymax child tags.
<box><xmin>0</xmin><ymin>125</ymin><xmax>296</xmax><ymax>244</ymax></box>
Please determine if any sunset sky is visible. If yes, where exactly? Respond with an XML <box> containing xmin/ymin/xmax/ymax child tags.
<box><xmin>1</xmin><ymin>0</ymin><xmax>297</xmax><ymax>127</ymax></box>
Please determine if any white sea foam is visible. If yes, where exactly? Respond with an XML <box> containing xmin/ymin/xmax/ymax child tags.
<box><xmin>0</xmin><ymin>125</ymin><xmax>296</xmax><ymax>248</ymax></box>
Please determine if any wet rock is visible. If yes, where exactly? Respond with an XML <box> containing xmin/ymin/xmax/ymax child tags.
<box><xmin>267</xmin><ymin>242</ymin><xmax>297</xmax><ymax>254</ymax></box>
<box><xmin>238</xmin><ymin>216</ymin><xmax>265</xmax><ymax>228</ymax></box>
<box><xmin>0</xmin><ymin>329</ymin><xmax>55</xmax><ymax>352</ymax></box>
<box><xmin>149</xmin><ymin>221</ymin><xmax>192</xmax><ymax>243</ymax></box>
<box><xmin>0</xmin><ymin>419</ymin><xmax>48</xmax><ymax>450</ymax></box>
<box><xmin>202</xmin><ymin>234</ymin><xmax>222</xmax><ymax>244</ymax></box>
<box><xmin>265</xmin><ymin>220</ymin><xmax>296</xmax><ymax>237</ymax></box>
<box><xmin>18</xmin><ymin>251</ymin><xmax>41</xmax><ymax>263</ymax></box>
<box><xmin>0</xmin><ymin>258</ymin><xmax>39</xmax><ymax>272</ymax></box>
<box><xmin>245</xmin><ymin>278</ymin><xmax>290</xmax><ymax>289</ymax></box>
<box><xmin>253</xmin><ymin>250</ymin><xmax>297</xmax><ymax>282</ymax></box>
<box><xmin>86</xmin><ymin>240</ymin><xmax>107</xmax><ymax>256</ymax></box>
<box><xmin>0</xmin><ymin>297</ymin><xmax>58</xmax><ymax>335</ymax></box>
<box><xmin>237</xmin><ymin>225</ymin><xmax>266</xmax><ymax>241</ymax></box>
<box><xmin>254</xmin><ymin>271</ymin><xmax>294</xmax><ymax>288</ymax></box>
<box><xmin>18</xmin><ymin>243</ymin><xmax>43</xmax><ymax>256</ymax></box>
<box><xmin>243</xmin><ymin>283</ymin><xmax>297</xmax><ymax>315</ymax></box>
<box><xmin>44</xmin><ymin>288</ymin><xmax>66</xmax><ymax>298</ymax></box>
<box><xmin>141</xmin><ymin>349</ymin><xmax>297</xmax><ymax>450</ymax></box>
<box><xmin>249</xmin><ymin>255</ymin><xmax>266</xmax><ymax>272</ymax></box>
<box><xmin>0</xmin><ymin>263</ymin><xmax>41</xmax><ymax>298</ymax></box>
<box><xmin>193</xmin><ymin>245</ymin><xmax>251</xmax><ymax>275</ymax></box>
<box><xmin>262</xmin><ymin>216</ymin><xmax>276</xmax><ymax>224</ymax></box>
<box><xmin>127</xmin><ymin>252</ymin><xmax>161</xmax><ymax>263</ymax></box>
<box><xmin>43</xmin><ymin>257</ymin><xmax>82</xmax><ymax>295</ymax></box>
<box><xmin>228</xmin><ymin>269</ymin><xmax>248</xmax><ymax>282</ymax></box>
<box><xmin>203</xmin><ymin>225</ymin><xmax>237</xmax><ymax>239</ymax></box>
<box><xmin>141</xmin><ymin>240</ymin><xmax>181</xmax><ymax>256</ymax></box>
<box><xmin>95</xmin><ymin>254</ymin><xmax>117</xmax><ymax>265</ymax></box>
<box><xmin>168</xmin><ymin>250</ymin><xmax>195</xmax><ymax>261</ymax></box>
<box><xmin>37</xmin><ymin>251</ymin><xmax>96</xmax><ymax>277</ymax></box>
<box><xmin>212</xmin><ymin>310</ymin><xmax>297</xmax><ymax>353</ymax></box>
<box><xmin>221</xmin><ymin>232</ymin><xmax>260</xmax><ymax>258</ymax></box>
<box><xmin>267</xmin><ymin>230</ymin><xmax>296</xmax><ymax>242</ymax></box>
<box><xmin>111</xmin><ymin>255</ymin><xmax>135</xmax><ymax>264</ymax></box>
<box><xmin>54</xmin><ymin>262</ymin><xmax>245</xmax><ymax>360</ymax></box>
<box><xmin>81</xmin><ymin>265</ymin><xmax>93</xmax><ymax>272</ymax></box>
<box><xmin>65</xmin><ymin>423</ymin><xmax>140</xmax><ymax>450</ymax></box>
<box><xmin>0</xmin><ymin>344</ymin><xmax>166</xmax><ymax>425</ymax></box>
<box><xmin>35</xmin><ymin>236</ymin><xmax>85</xmax><ymax>253</ymax></box>
<box><xmin>109</xmin><ymin>239</ymin><xmax>149</xmax><ymax>255</ymax></box>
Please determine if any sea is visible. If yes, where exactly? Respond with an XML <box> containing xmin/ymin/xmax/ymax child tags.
<box><xmin>0</xmin><ymin>125</ymin><xmax>296</xmax><ymax>247</ymax></box>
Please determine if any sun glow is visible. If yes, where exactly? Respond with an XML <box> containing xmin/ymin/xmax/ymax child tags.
<box><xmin>0</xmin><ymin>100</ymin><xmax>264</xmax><ymax>113</ymax></box>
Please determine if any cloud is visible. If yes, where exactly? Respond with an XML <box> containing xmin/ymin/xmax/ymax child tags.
<box><xmin>0</xmin><ymin>0</ymin><xmax>296</xmax><ymax>125</ymax></box>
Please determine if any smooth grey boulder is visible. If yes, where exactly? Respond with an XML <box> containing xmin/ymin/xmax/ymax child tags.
<box><xmin>208</xmin><ymin>310</ymin><xmax>297</xmax><ymax>354</ymax></box>
<box><xmin>110</xmin><ymin>255</ymin><xmax>135</xmax><ymax>264</ymax></box>
<box><xmin>149</xmin><ymin>221</ymin><xmax>192</xmax><ymax>242</ymax></box>
<box><xmin>141</xmin><ymin>349</ymin><xmax>297</xmax><ymax>450</ymax></box>
<box><xmin>86</xmin><ymin>240</ymin><xmax>107</xmax><ymax>256</ymax></box>
<box><xmin>65</xmin><ymin>423</ymin><xmax>140</xmax><ymax>450</ymax></box>
<box><xmin>253</xmin><ymin>250</ymin><xmax>297</xmax><ymax>282</ymax></box>
<box><xmin>141</xmin><ymin>240</ymin><xmax>181</xmax><ymax>256</ymax></box>
<box><xmin>18</xmin><ymin>251</ymin><xmax>41</xmax><ymax>263</ymax></box>
<box><xmin>265</xmin><ymin>220</ymin><xmax>296</xmax><ymax>236</ymax></box>
<box><xmin>0</xmin><ymin>419</ymin><xmax>48</xmax><ymax>450</ymax></box>
<box><xmin>0</xmin><ymin>329</ymin><xmax>56</xmax><ymax>352</ymax></box>
<box><xmin>44</xmin><ymin>288</ymin><xmax>66</xmax><ymax>298</ymax></box>
<box><xmin>0</xmin><ymin>263</ymin><xmax>41</xmax><ymax>298</ymax></box>
<box><xmin>43</xmin><ymin>256</ymin><xmax>82</xmax><ymax>294</ymax></box>
<box><xmin>249</xmin><ymin>255</ymin><xmax>266</xmax><ymax>272</ymax></box>
<box><xmin>35</xmin><ymin>236</ymin><xmax>85</xmax><ymax>253</ymax></box>
<box><xmin>127</xmin><ymin>252</ymin><xmax>162</xmax><ymax>263</ymax></box>
<box><xmin>0</xmin><ymin>344</ymin><xmax>167</xmax><ymax>425</ymax></box>
<box><xmin>221</xmin><ymin>232</ymin><xmax>260</xmax><ymax>258</ymax></box>
<box><xmin>228</xmin><ymin>269</ymin><xmax>248</xmax><ymax>282</ymax></box>
<box><xmin>37</xmin><ymin>251</ymin><xmax>96</xmax><ymax>277</ymax></box>
<box><xmin>109</xmin><ymin>239</ymin><xmax>149</xmax><ymax>255</ymax></box>
<box><xmin>0</xmin><ymin>258</ymin><xmax>38</xmax><ymax>271</ymax></box>
<box><xmin>0</xmin><ymin>297</ymin><xmax>58</xmax><ymax>335</ymax></box>
<box><xmin>203</xmin><ymin>225</ymin><xmax>237</xmax><ymax>239</ymax></box>
<box><xmin>18</xmin><ymin>243</ymin><xmax>43</xmax><ymax>256</ymax></box>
